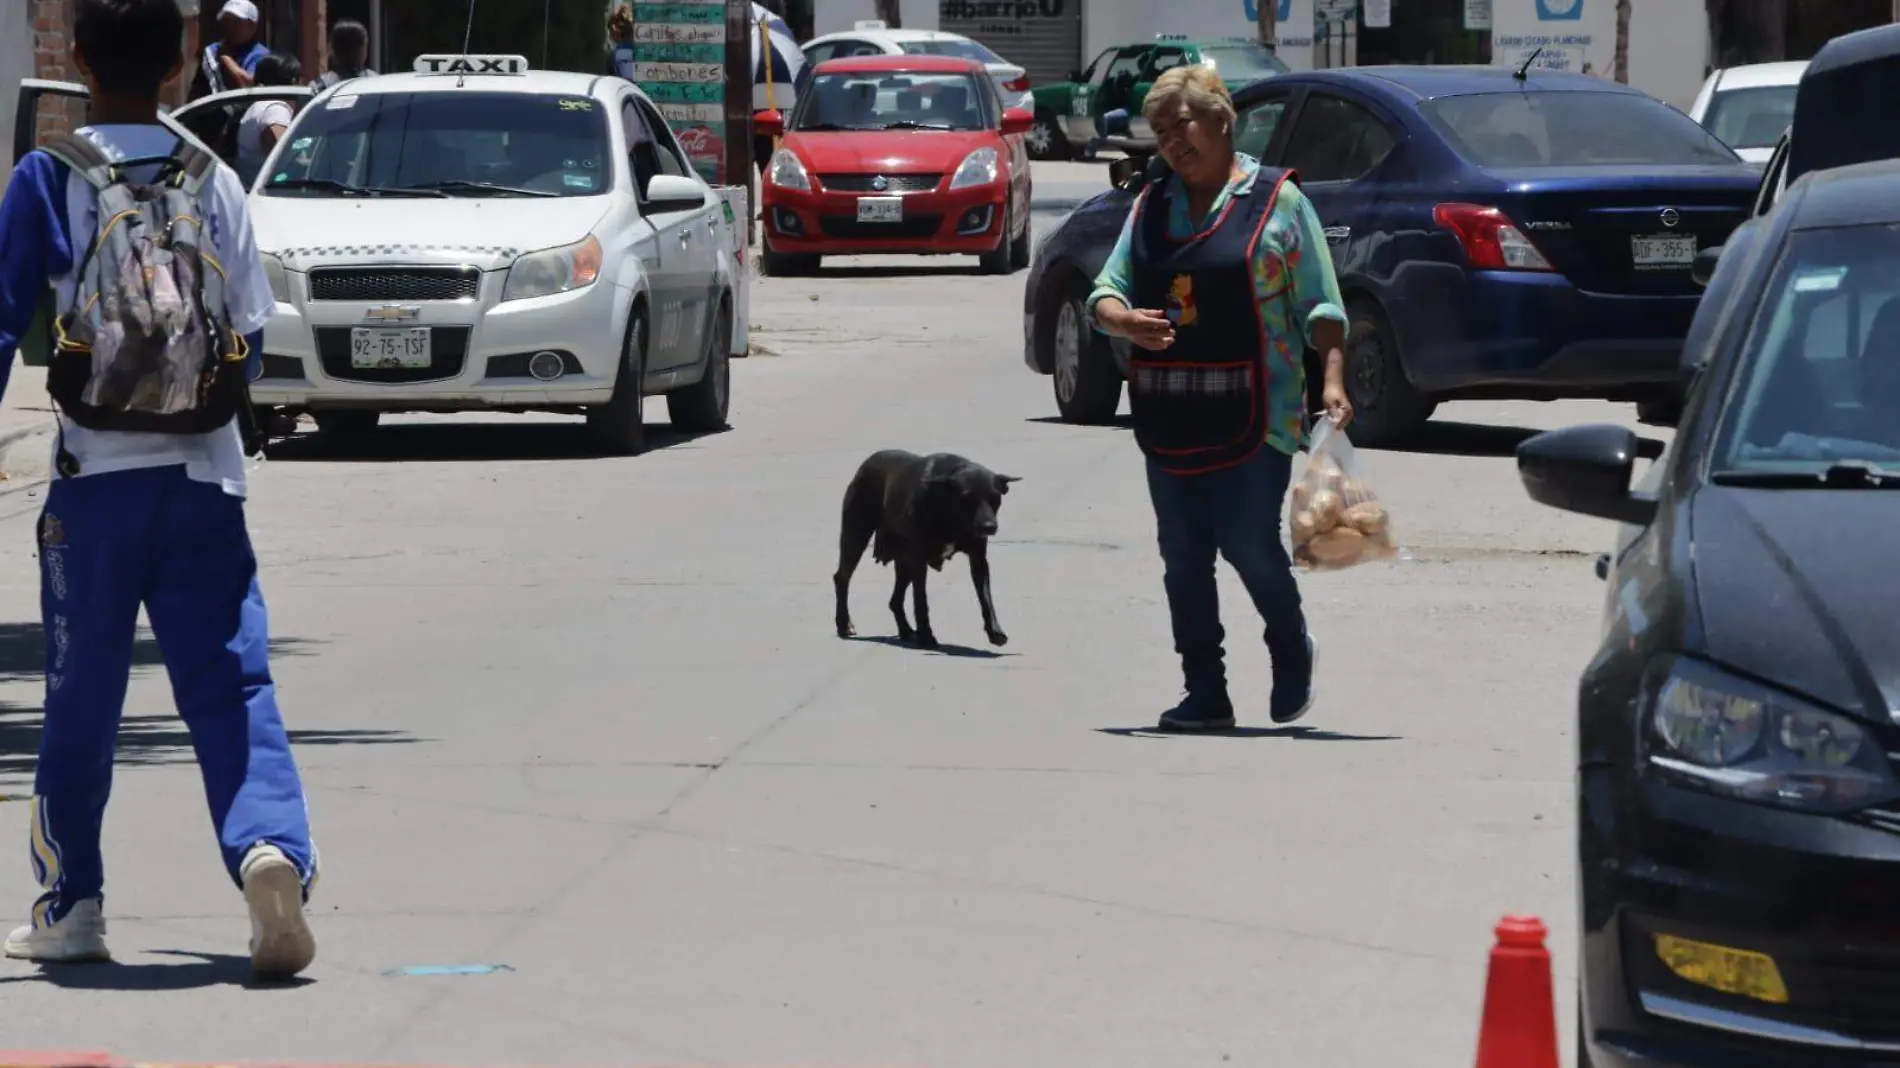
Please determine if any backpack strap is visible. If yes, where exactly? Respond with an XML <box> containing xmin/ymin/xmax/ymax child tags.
<box><xmin>37</xmin><ymin>133</ymin><xmax>116</xmax><ymax>190</ymax></box>
<box><xmin>167</xmin><ymin>138</ymin><xmax>219</xmax><ymax>198</ymax></box>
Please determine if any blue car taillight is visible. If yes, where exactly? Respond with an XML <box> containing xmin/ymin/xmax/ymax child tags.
<box><xmin>1434</xmin><ymin>202</ymin><xmax>1555</xmax><ymax>272</ymax></box>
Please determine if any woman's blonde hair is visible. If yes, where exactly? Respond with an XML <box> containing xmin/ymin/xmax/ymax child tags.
<box><xmin>1141</xmin><ymin>64</ymin><xmax>1237</xmax><ymax>134</ymax></box>
<box><xmin>608</xmin><ymin>3</ymin><xmax>633</xmax><ymax>37</ymax></box>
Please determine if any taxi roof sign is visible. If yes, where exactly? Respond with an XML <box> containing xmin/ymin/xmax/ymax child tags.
<box><xmin>413</xmin><ymin>54</ymin><xmax>530</xmax><ymax>75</ymax></box>
<box><xmin>855</xmin><ymin>19</ymin><xmax>887</xmax><ymax>29</ymax></box>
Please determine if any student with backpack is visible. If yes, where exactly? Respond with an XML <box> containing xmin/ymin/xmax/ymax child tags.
<box><xmin>0</xmin><ymin>0</ymin><xmax>318</xmax><ymax>979</ymax></box>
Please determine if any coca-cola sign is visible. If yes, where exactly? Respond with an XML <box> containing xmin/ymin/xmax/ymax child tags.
<box><xmin>675</xmin><ymin>124</ymin><xmax>720</xmax><ymax>159</ymax></box>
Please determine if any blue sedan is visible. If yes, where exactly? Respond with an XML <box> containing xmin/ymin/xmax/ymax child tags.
<box><xmin>1022</xmin><ymin>65</ymin><xmax>1761</xmax><ymax>445</ymax></box>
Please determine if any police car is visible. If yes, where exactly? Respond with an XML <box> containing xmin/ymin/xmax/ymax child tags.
<box><xmin>248</xmin><ymin>54</ymin><xmax>738</xmax><ymax>454</ymax></box>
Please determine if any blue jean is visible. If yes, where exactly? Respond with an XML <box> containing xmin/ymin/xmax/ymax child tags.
<box><xmin>29</xmin><ymin>465</ymin><xmax>314</xmax><ymax>928</ymax></box>
<box><xmin>1144</xmin><ymin>447</ymin><xmax>1308</xmax><ymax>698</ymax></box>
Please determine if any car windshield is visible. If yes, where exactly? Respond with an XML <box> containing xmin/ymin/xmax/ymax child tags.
<box><xmin>260</xmin><ymin>90</ymin><xmax>612</xmax><ymax>198</ymax></box>
<box><xmin>793</xmin><ymin>71</ymin><xmax>988</xmax><ymax>131</ymax></box>
<box><xmin>899</xmin><ymin>38</ymin><xmax>1004</xmax><ymax>65</ymax></box>
<box><xmin>1714</xmin><ymin>224</ymin><xmax>1900</xmax><ymax>472</ymax></box>
<box><xmin>1197</xmin><ymin>45</ymin><xmax>1290</xmax><ymax>80</ymax></box>
<box><xmin>1421</xmin><ymin>91</ymin><xmax>1740</xmax><ymax>167</ymax></box>
<box><xmin>1702</xmin><ymin>84</ymin><xmax>1796</xmax><ymax>150</ymax></box>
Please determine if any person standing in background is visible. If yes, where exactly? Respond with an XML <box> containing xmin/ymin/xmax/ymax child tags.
<box><xmin>236</xmin><ymin>53</ymin><xmax>302</xmax><ymax>187</ymax></box>
<box><xmin>607</xmin><ymin>4</ymin><xmax>636</xmax><ymax>80</ymax></box>
<box><xmin>189</xmin><ymin>0</ymin><xmax>269</xmax><ymax>100</ymax></box>
<box><xmin>310</xmin><ymin>19</ymin><xmax>376</xmax><ymax>93</ymax></box>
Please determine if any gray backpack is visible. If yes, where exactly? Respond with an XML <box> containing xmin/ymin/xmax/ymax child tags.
<box><xmin>37</xmin><ymin>134</ymin><xmax>250</xmax><ymax>449</ymax></box>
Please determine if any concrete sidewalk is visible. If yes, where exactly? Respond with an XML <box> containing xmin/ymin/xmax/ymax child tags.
<box><xmin>0</xmin><ymin>363</ymin><xmax>55</xmax><ymax>486</ymax></box>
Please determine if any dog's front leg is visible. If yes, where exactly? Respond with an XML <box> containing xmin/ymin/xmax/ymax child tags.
<box><xmin>967</xmin><ymin>541</ymin><xmax>1006</xmax><ymax>647</ymax></box>
<box><xmin>889</xmin><ymin>561</ymin><xmax>916</xmax><ymax>643</ymax></box>
<box><xmin>910</xmin><ymin>562</ymin><xmax>938</xmax><ymax>649</ymax></box>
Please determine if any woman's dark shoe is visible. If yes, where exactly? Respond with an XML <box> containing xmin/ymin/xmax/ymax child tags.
<box><xmin>1158</xmin><ymin>692</ymin><xmax>1237</xmax><ymax>732</ymax></box>
<box><xmin>1270</xmin><ymin>634</ymin><xmax>1319</xmax><ymax>725</ymax></box>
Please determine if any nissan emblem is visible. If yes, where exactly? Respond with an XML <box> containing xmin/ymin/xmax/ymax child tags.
<box><xmin>1660</xmin><ymin>208</ymin><xmax>1681</xmax><ymax>229</ymax></box>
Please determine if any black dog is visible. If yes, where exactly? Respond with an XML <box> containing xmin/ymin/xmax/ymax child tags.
<box><xmin>834</xmin><ymin>450</ymin><xmax>1019</xmax><ymax>649</ymax></box>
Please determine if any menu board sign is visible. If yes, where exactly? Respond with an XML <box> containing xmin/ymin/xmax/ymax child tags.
<box><xmin>629</xmin><ymin>0</ymin><xmax>728</xmax><ymax>183</ymax></box>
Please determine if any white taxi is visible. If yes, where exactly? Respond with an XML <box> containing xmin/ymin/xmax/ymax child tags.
<box><xmin>248</xmin><ymin>54</ymin><xmax>737</xmax><ymax>454</ymax></box>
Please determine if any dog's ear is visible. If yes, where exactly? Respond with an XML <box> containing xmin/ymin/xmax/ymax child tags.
<box><xmin>995</xmin><ymin>474</ymin><xmax>1021</xmax><ymax>495</ymax></box>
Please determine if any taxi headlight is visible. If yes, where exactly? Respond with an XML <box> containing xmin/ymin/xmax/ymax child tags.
<box><xmin>502</xmin><ymin>235</ymin><xmax>603</xmax><ymax>303</ymax></box>
<box><xmin>1645</xmin><ymin>656</ymin><xmax>1898</xmax><ymax>814</ymax></box>
<box><xmin>260</xmin><ymin>252</ymin><xmax>292</xmax><ymax>304</ymax></box>
<box><xmin>949</xmin><ymin>147</ymin><xmax>1000</xmax><ymax>191</ymax></box>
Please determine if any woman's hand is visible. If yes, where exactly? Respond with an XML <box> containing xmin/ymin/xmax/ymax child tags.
<box><xmin>1322</xmin><ymin>375</ymin><xmax>1353</xmax><ymax>430</ymax></box>
<box><xmin>1311</xmin><ymin>327</ymin><xmax>1353</xmax><ymax>430</ymax></box>
<box><xmin>1099</xmin><ymin>299</ymin><xmax>1175</xmax><ymax>351</ymax></box>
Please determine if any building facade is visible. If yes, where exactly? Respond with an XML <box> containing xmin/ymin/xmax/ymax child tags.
<box><xmin>803</xmin><ymin>0</ymin><xmax>1899</xmax><ymax>110</ymax></box>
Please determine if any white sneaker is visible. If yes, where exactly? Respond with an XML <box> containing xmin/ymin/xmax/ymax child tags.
<box><xmin>3</xmin><ymin>898</ymin><xmax>109</xmax><ymax>963</ymax></box>
<box><xmin>240</xmin><ymin>843</ymin><xmax>316</xmax><ymax>980</ymax></box>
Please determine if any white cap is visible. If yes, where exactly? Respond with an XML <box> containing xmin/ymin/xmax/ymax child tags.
<box><xmin>219</xmin><ymin>0</ymin><xmax>259</xmax><ymax>22</ymax></box>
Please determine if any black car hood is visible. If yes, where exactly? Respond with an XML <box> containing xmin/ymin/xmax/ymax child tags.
<box><xmin>1692</xmin><ymin>487</ymin><xmax>1900</xmax><ymax>722</ymax></box>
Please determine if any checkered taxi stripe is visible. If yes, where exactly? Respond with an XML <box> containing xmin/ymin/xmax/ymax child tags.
<box><xmin>276</xmin><ymin>245</ymin><xmax>522</xmax><ymax>258</ymax></box>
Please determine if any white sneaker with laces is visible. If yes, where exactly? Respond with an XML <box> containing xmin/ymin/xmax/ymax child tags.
<box><xmin>240</xmin><ymin>843</ymin><xmax>316</xmax><ymax>979</ymax></box>
<box><xmin>3</xmin><ymin>897</ymin><xmax>109</xmax><ymax>962</ymax></box>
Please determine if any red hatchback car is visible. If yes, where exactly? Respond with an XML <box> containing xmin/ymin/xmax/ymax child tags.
<box><xmin>755</xmin><ymin>54</ymin><xmax>1034</xmax><ymax>276</ymax></box>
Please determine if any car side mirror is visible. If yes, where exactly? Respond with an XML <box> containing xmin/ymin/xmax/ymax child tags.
<box><xmin>1001</xmin><ymin>107</ymin><xmax>1033</xmax><ymax>136</ymax></box>
<box><xmin>1691</xmin><ymin>244</ymin><xmax>1722</xmax><ymax>288</ymax></box>
<box><xmin>644</xmin><ymin>174</ymin><xmax>708</xmax><ymax>214</ymax></box>
<box><xmin>1068</xmin><ymin>69</ymin><xmax>1083</xmax><ymax>82</ymax></box>
<box><xmin>1517</xmin><ymin>424</ymin><xmax>1658</xmax><ymax>525</ymax></box>
<box><xmin>754</xmin><ymin>109</ymin><xmax>784</xmax><ymax>138</ymax></box>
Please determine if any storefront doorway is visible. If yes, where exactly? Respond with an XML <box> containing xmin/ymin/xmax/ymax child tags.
<box><xmin>1356</xmin><ymin>0</ymin><xmax>1491</xmax><ymax>65</ymax></box>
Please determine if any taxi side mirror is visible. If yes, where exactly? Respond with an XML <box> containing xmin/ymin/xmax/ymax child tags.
<box><xmin>754</xmin><ymin>109</ymin><xmax>785</xmax><ymax>138</ymax></box>
<box><xmin>645</xmin><ymin>174</ymin><xmax>708</xmax><ymax>214</ymax></box>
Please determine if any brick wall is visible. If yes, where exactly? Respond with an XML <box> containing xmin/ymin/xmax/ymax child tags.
<box><xmin>31</xmin><ymin>0</ymin><xmax>79</xmax><ymax>141</ymax></box>
<box><xmin>29</xmin><ymin>0</ymin><xmax>198</xmax><ymax>142</ymax></box>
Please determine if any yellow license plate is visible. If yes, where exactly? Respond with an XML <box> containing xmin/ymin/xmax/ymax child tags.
<box><xmin>1653</xmin><ymin>933</ymin><xmax>1790</xmax><ymax>1004</ymax></box>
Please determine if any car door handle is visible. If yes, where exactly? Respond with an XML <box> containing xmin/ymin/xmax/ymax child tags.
<box><xmin>1323</xmin><ymin>226</ymin><xmax>1351</xmax><ymax>243</ymax></box>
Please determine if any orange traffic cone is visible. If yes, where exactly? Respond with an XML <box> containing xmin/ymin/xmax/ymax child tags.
<box><xmin>1474</xmin><ymin>915</ymin><xmax>1560</xmax><ymax>1068</ymax></box>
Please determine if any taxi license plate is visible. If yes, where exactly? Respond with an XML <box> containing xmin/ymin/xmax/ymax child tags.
<box><xmin>350</xmin><ymin>327</ymin><xmax>432</xmax><ymax>369</ymax></box>
<box><xmin>857</xmin><ymin>196</ymin><xmax>903</xmax><ymax>223</ymax></box>
<box><xmin>1632</xmin><ymin>233</ymin><xmax>1697</xmax><ymax>270</ymax></box>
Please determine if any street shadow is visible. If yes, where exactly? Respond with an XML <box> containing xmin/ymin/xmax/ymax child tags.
<box><xmin>1095</xmin><ymin>725</ymin><xmax>1402</xmax><ymax>741</ymax></box>
<box><xmin>846</xmin><ymin>634</ymin><xmax>1016</xmax><ymax>660</ymax></box>
<box><xmin>1024</xmin><ymin>414</ymin><xmax>1133</xmax><ymax>430</ymax></box>
<box><xmin>263</xmin><ymin>419</ymin><xmax>729</xmax><ymax>464</ymax></box>
<box><xmin>809</xmin><ymin>262</ymin><xmax>991</xmax><ymax>280</ymax></box>
<box><xmin>0</xmin><ymin>622</ymin><xmax>421</xmax><ymax>778</ymax></box>
<box><xmin>1366</xmin><ymin>420</ymin><xmax>1667</xmax><ymax>460</ymax></box>
<box><xmin>0</xmin><ymin>949</ymin><xmax>311</xmax><ymax>990</ymax></box>
<box><xmin>1362</xmin><ymin>421</ymin><xmax>1542</xmax><ymax>458</ymax></box>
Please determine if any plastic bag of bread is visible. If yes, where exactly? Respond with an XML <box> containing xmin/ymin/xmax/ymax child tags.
<box><xmin>1287</xmin><ymin>414</ymin><xmax>1399</xmax><ymax>572</ymax></box>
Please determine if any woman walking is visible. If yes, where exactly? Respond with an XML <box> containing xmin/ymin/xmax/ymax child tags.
<box><xmin>1088</xmin><ymin>65</ymin><xmax>1354</xmax><ymax>732</ymax></box>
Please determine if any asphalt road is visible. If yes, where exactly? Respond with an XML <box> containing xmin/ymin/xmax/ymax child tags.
<box><xmin>0</xmin><ymin>159</ymin><xmax>1659</xmax><ymax>1067</ymax></box>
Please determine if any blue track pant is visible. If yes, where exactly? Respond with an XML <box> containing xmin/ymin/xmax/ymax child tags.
<box><xmin>29</xmin><ymin>464</ymin><xmax>314</xmax><ymax>929</ymax></box>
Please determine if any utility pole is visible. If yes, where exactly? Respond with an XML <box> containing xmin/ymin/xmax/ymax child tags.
<box><xmin>1257</xmin><ymin>0</ymin><xmax>1278</xmax><ymax>49</ymax></box>
<box><xmin>1614</xmin><ymin>0</ymin><xmax>1631</xmax><ymax>81</ymax></box>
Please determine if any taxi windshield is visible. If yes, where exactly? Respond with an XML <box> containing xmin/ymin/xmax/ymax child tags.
<box><xmin>1715</xmin><ymin>225</ymin><xmax>1900</xmax><ymax>472</ymax></box>
<box><xmin>261</xmin><ymin>90</ymin><xmax>613</xmax><ymax>198</ymax></box>
<box><xmin>792</xmin><ymin>71</ymin><xmax>989</xmax><ymax>132</ymax></box>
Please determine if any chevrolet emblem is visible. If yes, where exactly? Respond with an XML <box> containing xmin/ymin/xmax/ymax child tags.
<box><xmin>364</xmin><ymin>305</ymin><xmax>421</xmax><ymax>322</ymax></box>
